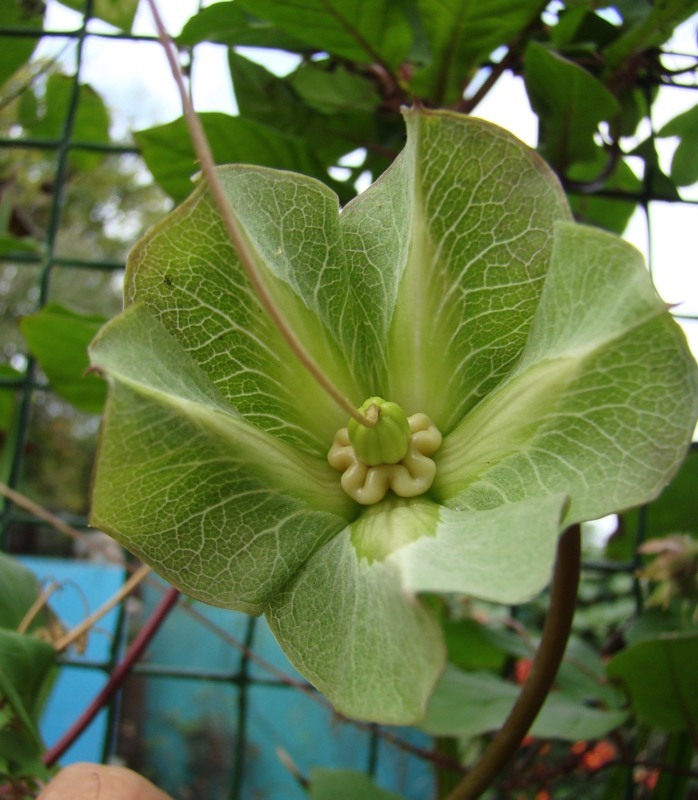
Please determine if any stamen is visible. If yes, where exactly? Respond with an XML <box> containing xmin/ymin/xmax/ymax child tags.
<box><xmin>329</xmin><ymin>409</ymin><xmax>442</xmax><ymax>505</ymax></box>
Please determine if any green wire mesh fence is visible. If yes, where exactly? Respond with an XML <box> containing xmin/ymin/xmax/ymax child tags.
<box><xmin>1</xmin><ymin>2</ymin><xmax>697</xmax><ymax>798</ymax></box>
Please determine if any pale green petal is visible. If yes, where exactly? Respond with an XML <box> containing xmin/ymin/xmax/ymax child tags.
<box><xmin>90</xmin><ymin>304</ymin><xmax>353</xmax><ymax>613</ymax></box>
<box><xmin>382</xmin><ymin>108</ymin><xmax>571</xmax><ymax>430</ymax></box>
<box><xmin>436</xmin><ymin>222</ymin><xmax>698</xmax><ymax>522</ymax></box>
<box><xmin>126</xmin><ymin>167</ymin><xmax>362</xmax><ymax>456</ymax></box>
<box><xmin>266</xmin><ymin>524</ymin><xmax>446</xmax><ymax>725</ymax></box>
<box><xmin>391</xmin><ymin>494</ymin><xmax>567</xmax><ymax>604</ymax></box>
<box><xmin>266</xmin><ymin>493</ymin><xmax>565</xmax><ymax>723</ymax></box>
<box><xmin>124</xmin><ymin>109</ymin><xmax>572</xmax><ymax>446</ymax></box>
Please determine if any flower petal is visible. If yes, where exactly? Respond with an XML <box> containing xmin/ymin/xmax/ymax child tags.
<box><xmin>436</xmin><ymin>222</ymin><xmax>698</xmax><ymax>522</ymax></box>
<box><xmin>126</xmin><ymin>166</ymin><xmax>363</xmax><ymax>456</ymax></box>
<box><xmin>391</xmin><ymin>494</ymin><xmax>568</xmax><ymax>604</ymax></box>
<box><xmin>367</xmin><ymin>107</ymin><xmax>571</xmax><ymax>430</ymax></box>
<box><xmin>266</xmin><ymin>492</ymin><xmax>565</xmax><ymax>723</ymax></box>
<box><xmin>266</xmin><ymin>519</ymin><xmax>446</xmax><ymax>724</ymax></box>
<box><xmin>90</xmin><ymin>304</ymin><xmax>353</xmax><ymax>613</ymax></box>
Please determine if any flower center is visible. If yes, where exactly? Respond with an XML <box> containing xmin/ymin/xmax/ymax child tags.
<box><xmin>328</xmin><ymin>397</ymin><xmax>442</xmax><ymax>505</ymax></box>
<box><xmin>348</xmin><ymin>396</ymin><xmax>411</xmax><ymax>466</ymax></box>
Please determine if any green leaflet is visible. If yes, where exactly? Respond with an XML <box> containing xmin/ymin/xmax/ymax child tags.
<box><xmin>412</xmin><ymin>0</ymin><xmax>543</xmax><ymax>105</ymax></box>
<box><xmin>309</xmin><ymin>768</ymin><xmax>405</xmax><ymax>800</ymax></box>
<box><xmin>90</xmin><ymin>108</ymin><xmax>698</xmax><ymax>723</ymax></box>
<box><xmin>607</xmin><ymin>632</ymin><xmax>698</xmax><ymax>733</ymax></box>
<box><xmin>232</xmin><ymin>0</ymin><xmax>413</xmax><ymax>68</ymax></box>
<box><xmin>524</xmin><ymin>43</ymin><xmax>620</xmax><ymax>171</ymax></box>
<box><xmin>20</xmin><ymin>303</ymin><xmax>107</xmax><ymax>414</ymax></box>
<box><xmin>422</xmin><ymin>665</ymin><xmax>628</xmax><ymax>741</ymax></box>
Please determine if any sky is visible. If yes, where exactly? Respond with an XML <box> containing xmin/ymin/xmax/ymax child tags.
<box><xmin>36</xmin><ymin>1</ymin><xmax>698</xmax><ymax>364</ymax></box>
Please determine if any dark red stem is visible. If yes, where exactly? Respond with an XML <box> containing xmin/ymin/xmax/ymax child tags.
<box><xmin>43</xmin><ymin>587</ymin><xmax>180</xmax><ymax>768</ymax></box>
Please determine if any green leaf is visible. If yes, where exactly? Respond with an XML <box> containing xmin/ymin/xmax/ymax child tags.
<box><xmin>625</xmin><ymin>607</ymin><xmax>695</xmax><ymax>647</ymax></box>
<box><xmin>410</xmin><ymin>0</ymin><xmax>542</xmax><ymax>105</ymax></box>
<box><xmin>567</xmin><ymin>152</ymin><xmax>642</xmax><ymax>235</ymax></box>
<box><xmin>0</xmin><ymin>629</ymin><xmax>56</xmax><ymax>723</ymax></box>
<box><xmin>442</xmin><ymin>618</ymin><xmax>508</xmax><ymax>673</ymax></box>
<box><xmin>524</xmin><ymin>42</ymin><xmax>620</xmax><ymax>171</ymax></box>
<box><xmin>615</xmin><ymin>447</ymin><xmax>698</xmax><ymax>564</ymax></box>
<box><xmin>178</xmin><ymin>1</ymin><xmax>310</xmax><ymax>50</ymax></box>
<box><xmin>135</xmin><ymin>113</ymin><xmax>336</xmax><ymax>203</ymax></box>
<box><xmin>614</xmin><ymin>0</ymin><xmax>653</xmax><ymax>26</ymax></box>
<box><xmin>629</xmin><ymin>137</ymin><xmax>681</xmax><ymax>199</ymax></box>
<box><xmin>657</xmin><ymin>104</ymin><xmax>698</xmax><ymax>187</ymax></box>
<box><xmin>0</xmin><ymin>553</ymin><xmax>43</xmax><ymax>631</ymax></box>
<box><xmin>20</xmin><ymin>303</ymin><xmax>107</xmax><ymax>414</ymax></box>
<box><xmin>228</xmin><ymin>51</ymin><xmax>310</xmax><ymax>135</ymax></box>
<box><xmin>0</xmin><ymin>1</ymin><xmax>43</xmax><ymax>89</ymax></box>
<box><xmin>26</xmin><ymin>76</ymin><xmax>111</xmax><ymax>171</ymax></box>
<box><xmin>0</xmin><ymin>365</ymin><xmax>22</xmax><ymax>433</ymax></box>
<box><xmin>607</xmin><ymin>632</ymin><xmax>698</xmax><ymax>732</ymax></box>
<box><xmin>310</xmin><ymin>768</ymin><xmax>405</xmax><ymax>800</ymax></box>
<box><xmin>0</xmin><ymin>673</ymin><xmax>50</xmax><ymax>787</ymax></box>
<box><xmin>554</xmin><ymin>636</ymin><xmax>625</xmax><ymax>709</ymax></box>
<box><xmin>436</xmin><ymin>221</ymin><xmax>698</xmax><ymax>526</ymax></box>
<box><xmin>0</xmin><ymin>632</ymin><xmax>54</xmax><ymax>785</ymax></box>
<box><xmin>289</xmin><ymin>60</ymin><xmax>379</xmax><ymax>115</ymax></box>
<box><xmin>643</xmin><ymin>447</ymin><xmax>698</xmax><ymax>538</ymax></box>
<box><xmin>0</xmin><ymin>235</ymin><xmax>41</xmax><ymax>256</ymax></box>
<box><xmin>55</xmin><ymin>0</ymin><xmax>138</xmax><ymax>31</ymax></box>
<box><xmin>551</xmin><ymin>7</ymin><xmax>621</xmax><ymax>51</ymax></box>
<box><xmin>602</xmin><ymin>0</ymin><xmax>698</xmax><ymax>76</ymax></box>
<box><xmin>421</xmin><ymin>665</ymin><xmax>628</xmax><ymax>740</ymax></box>
<box><xmin>227</xmin><ymin>51</ymin><xmax>377</xmax><ymax>184</ymax></box>
<box><xmin>233</xmin><ymin>0</ymin><xmax>413</xmax><ymax>68</ymax></box>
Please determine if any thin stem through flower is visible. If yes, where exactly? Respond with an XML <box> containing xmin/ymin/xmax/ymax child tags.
<box><xmin>145</xmin><ymin>0</ymin><xmax>374</xmax><ymax>429</ymax></box>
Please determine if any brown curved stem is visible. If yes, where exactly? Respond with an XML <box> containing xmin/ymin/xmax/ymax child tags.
<box><xmin>444</xmin><ymin>524</ymin><xmax>581</xmax><ymax>800</ymax></box>
<box><xmin>145</xmin><ymin>0</ymin><xmax>374</xmax><ymax>430</ymax></box>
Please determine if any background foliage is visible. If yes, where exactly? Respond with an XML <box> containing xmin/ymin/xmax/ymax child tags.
<box><xmin>0</xmin><ymin>1</ymin><xmax>697</xmax><ymax>798</ymax></box>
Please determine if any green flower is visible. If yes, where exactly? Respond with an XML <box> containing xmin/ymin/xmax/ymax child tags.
<box><xmin>89</xmin><ymin>108</ymin><xmax>698</xmax><ymax>724</ymax></box>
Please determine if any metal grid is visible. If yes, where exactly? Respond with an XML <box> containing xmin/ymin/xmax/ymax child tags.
<box><xmin>1</xmin><ymin>3</ymin><xmax>696</xmax><ymax>799</ymax></box>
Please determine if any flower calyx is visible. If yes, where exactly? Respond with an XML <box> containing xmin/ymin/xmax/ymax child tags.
<box><xmin>328</xmin><ymin>397</ymin><xmax>442</xmax><ymax>505</ymax></box>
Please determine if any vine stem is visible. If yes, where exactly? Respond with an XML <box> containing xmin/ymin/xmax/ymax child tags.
<box><xmin>444</xmin><ymin>524</ymin><xmax>581</xmax><ymax>800</ymax></box>
<box><xmin>43</xmin><ymin>586</ymin><xmax>180</xmax><ymax>768</ymax></box>
<box><xmin>0</xmin><ymin>481</ymin><xmax>91</xmax><ymax>550</ymax></box>
<box><xmin>53</xmin><ymin>563</ymin><xmax>152</xmax><ymax>652</ymax></box>
<box><xmin>144</xmin><ymin>0</ymin><xmax>374</xmax><ymax>430</ymax></box>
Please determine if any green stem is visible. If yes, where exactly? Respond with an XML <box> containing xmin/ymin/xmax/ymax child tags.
<box><xmin>443</xmin><ymin>524</ymin><xmax>581</xmax><ymax>800</ymax></box>
<box><xmin>145</xmin><ymin>0</ymin><xmax>374</xmax><ymax>429</ymax></box>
